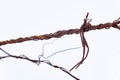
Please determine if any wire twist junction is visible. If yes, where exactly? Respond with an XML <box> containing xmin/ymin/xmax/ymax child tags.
<box><xmin>0</xmin><ymin>13</ymin><xmax>120</xmax><ymax>72</ymax></box>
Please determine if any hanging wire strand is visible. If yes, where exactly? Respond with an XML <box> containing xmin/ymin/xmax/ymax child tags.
<box><xmin>0</xmin><ymin>13</ymin><xmax>120</xmax><ymax>79</ymax></box>
<box><xmin>40</xmin><ymin>47</ymin><xmax>81</xmax><ymax>59</ymax></box>
<box><xmin>70</xmin><ymin>13</ymin><xmax>120</xmax><ymax>71</ymax></box>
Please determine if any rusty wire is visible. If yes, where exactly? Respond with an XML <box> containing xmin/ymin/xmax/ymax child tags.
<box><xmin>0</xmin><ymin>13</ymin><xmax>120</xmax><ymax>80</ymax></box>
<box><xmin>70</xmin><ymin>13</ymin><xmax>120</xmax><ymax>71</ymax></box>
<box><xmin>0</xmin><ymin>15</ymin><xmax>120</xmax><ymax>46</ymax></box>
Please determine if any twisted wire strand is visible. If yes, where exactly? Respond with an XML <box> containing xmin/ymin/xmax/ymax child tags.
<box><xmin>0</xmin><ymin>13</ymin><xmax>120</xmax><ymax>79</ymax></box>
<box><xmin>0</xmin><ymin>47</ymin><xmax>80</xmax><ymax>80</ymax></box>
<box><xmin>0</xmin><ymin>17</ymin><xmax>120</xmax><ymax>46</ymax></box>
<box><xmin>0</xmin><ymin>14</ymin><xmax>120</xmax><ymax>71</ymax></box>
<box><xmin>0</xmin><ymin>29</ymin><xmax>79</xmax><ymax>46</ymax></box>
<box><xmin>70</xmin><ymin>13</ymin><xmax>120</xmax><ymax>71</ymax></box>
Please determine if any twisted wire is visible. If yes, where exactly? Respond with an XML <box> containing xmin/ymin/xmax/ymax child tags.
<box><xmin>0</xmin><ymin>13</ymin><xmax>120</xmax><ymax>79</ymax></box>
<box><xmin>0</xmin><ymin>17</ymin><xmax>120</xmax><ymax>46</ymax></box>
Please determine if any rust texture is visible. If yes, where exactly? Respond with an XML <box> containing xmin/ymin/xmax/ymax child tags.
<box><xmin>70</xmin><ymin>13</ymin><xmax>120</xmax><ymax>71</ymax></box>
<box><xmin>0</xmin><ymin>13</ymin><xmax>120</xmax><ymax>80</ymax></box>
<box><xmin>0</xmin><ymin>16</ymin><xmax>120</xmax><ymax>46</ymax></box>
<box><xmin>0</xmin><ymin>13</ymin><xmax>120</xmax><ymax>71</ymax></box>
<box><xmin>0</xmin><ymin>29</ymin><xmax>79</xmax><ymax>46</ymax></box>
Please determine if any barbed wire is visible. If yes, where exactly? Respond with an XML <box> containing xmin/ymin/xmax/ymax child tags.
<box><xmin>0</xmin><ymin>14</ymin><xmax>120</xmax><ymax>46</ymax></box>
<box><xmin>0</xmin><ymin>13</ymin><xmax>120</xmax><ymax>80</ymax></box>
<box><xmin>70</xmin><ymin>13</ymin><xmax>120</xmax><ymax>71</ymax></box>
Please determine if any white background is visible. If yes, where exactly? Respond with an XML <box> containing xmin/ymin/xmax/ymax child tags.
<box><xmin>0</xmin><ymin>0</ymin><xmax>120</xmax><ymax>80</ymax></box>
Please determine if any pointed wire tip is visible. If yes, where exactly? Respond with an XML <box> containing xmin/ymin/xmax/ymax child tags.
<box><xmin>86</xmin><ymin>12</ymin><xmax>89</xmax><ymax>19</ymax></box>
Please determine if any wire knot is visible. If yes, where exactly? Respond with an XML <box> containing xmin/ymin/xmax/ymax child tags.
<box><xmin>112</xmin><ymin>17</ymin><xmax>120</xmax><ymax>29</ymax></box>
